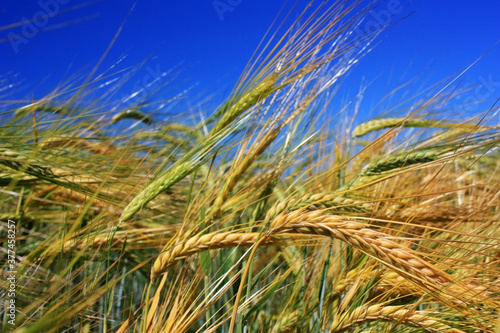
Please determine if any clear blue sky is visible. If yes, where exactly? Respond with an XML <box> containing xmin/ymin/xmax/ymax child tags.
<box><xmin>1</xmin><ymin>0</ymin><xmax>499</xmax><ymax>120</ymax></box>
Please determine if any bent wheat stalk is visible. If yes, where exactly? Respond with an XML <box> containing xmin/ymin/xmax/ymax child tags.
<box><xmin>269</xmin><ymin>211</ymin><xmax>450</xmax><ymax>286</ymax></box>
<box><xmin>152</xmin><ymin>212</ymin><xmax>448</xmax><ymax>287</ymax></box>
<box><xmin>152</xmin><ymin>210</ymin><xmax>496</xmax><ymax>313</ymax></box>
<box><xmin>265</xmin><ymin>193</ymin><xmax>373</xmax><ymax>223</ymax></box>
<box><xmin>151</xmin><ymin>232</ymin><xmax>287</xmax><ymax>279</ymax></box>
<box><xmin>332</xmin><ymin>304</ymin><xmax>466</xmax><ymax>332</ymax></box>
<box><xmin>358</xmin><ymin>150</ymin><xmax>441</xmax><ymax>176</ymax></box>
<box><xmin>352</xmin><ymin>118</ymin><xmax>487</xmax><ymax>137</ymax></box>
<box><xmin>270</xmin><ymin>211</ymin><xmax>499</xmax><ymax>321</ymax></box>
<box><xmin>110</xmin><ymin>108</ymin><xmax>154</xmax><ymax>125</ymax></box>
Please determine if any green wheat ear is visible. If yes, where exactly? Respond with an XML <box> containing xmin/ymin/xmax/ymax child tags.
<box><xmin>359</xmin><ymin>150</ymin><xmax>440</xmax><ymax>176</ymax></box>
<box><xmin>352</xmin><ymin>118</ymin><xmax>462</xmax><ymax>137</ymax></box>
<box><xmin>119</xmin><ymin>112</ymin><xmax>250</xmax><ymax>222</ymax></box>
<box><xmin>110</xmin><ymin>108</ymin><xmax>154</xmax><ymax>125</ymax></box>
<box><xmin>119</xmin><ymin>74</ymin><xmax>279</xmax><ymax>222</ymax></box>
<box><xmin>209</xmin><ymin>75</ymin><xmax>277</xmax><ymax>135</ymax></box>
<box><xmin>13</xmin><ymin>103</ymin><xmax>70</xmax><ymax>117</ymax></box>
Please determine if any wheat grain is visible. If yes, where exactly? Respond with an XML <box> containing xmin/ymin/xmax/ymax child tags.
<box><xmin>151</xmin><ymin>232</ymin><xmax>281</xmax><ymax>279</ymax></box>
<box><xmin>359</xmin><ymin>150</ymin><xmax>440</xmax><ymax>176</ymax></box>
<box><xmin>13</xmin><ymin>103</ymin><xmax>69</xmax><ymax>116</ymax></box>
<box><xmin>110</xmin><ymin>108</ymin><xmax>153</xmax><ymax>125</ymax></box>
<box><xmin>271</xmin><ymin>211</ymin><xmax>500</xmax><ymax>317</ymax></box>
<box><xmin>270</xmin><ymin>211</ymin><xmax>450</xmax><ymax>287</ymax></box>
<box><xmin>333</xmin><ymin>304</ymin><xmax>465</xmax><ymax>332</ymax></box>
<box><xmin>209</xmin><ymin>75</ymin><xmax>276</xmax><ymax>136</ymax></box>
<box><xmin>0</xmin><ymin>148</ymin><xmax>55</xmax><ymax>177</ymax></box>
<box><xmin>152</xmin><ymin>210</ymin><xmax>449</xmax><ymax>286</ymax></box>
<box><xmin>353</xmin><ymin>118</ymin><xmax>447</xmax><ymax>137</ymax></box>
<box><xmin>212</xmin><ymin>95</ymin><xmax>315</xmax><ymax>216</ymax></box>
<box><xmin>120</xmin><ymin>112</ymin><xmax>251</xmax><ymax>222</ymax></box>
<box><xmin>265</xmin><ymin>193</ymin><xmax>373</xmax><ymax>223</ymax></box>
<box><xmin>42</xmin><ymin>136</ymin><xmax>113</xmax><ymax>155</ymax></box>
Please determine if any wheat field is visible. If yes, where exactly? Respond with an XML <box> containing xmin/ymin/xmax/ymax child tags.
<box><xmin>1</xmin><ymin>1</ymin><xmax>499</xmax><ymax>332</ymax></box>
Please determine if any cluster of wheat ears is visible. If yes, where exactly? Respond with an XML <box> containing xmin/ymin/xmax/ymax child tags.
<box><xmin>0</xmin><ymin>1</ymin><xmax>499</xmax><ymax>332</ymax></box>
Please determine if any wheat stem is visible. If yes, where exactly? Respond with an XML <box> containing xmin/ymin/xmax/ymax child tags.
<box><xmin>352</xmin><ymin>118</ymin><xmax>456</xmax><ymax>137</ymax></box>
<box><xmin>265</xmin><ymin>193</ymin><xmax>373</xmax><ymax>223</ymax></box>
<box><xmin>151</xmin><ymin>232</ymin><xmax>282</xmax><ymax>279</ymax></box>
<box><xmin>333</xmin><ymin>304</ymin><xmax>465</xmax><ymax>332</ymax></box>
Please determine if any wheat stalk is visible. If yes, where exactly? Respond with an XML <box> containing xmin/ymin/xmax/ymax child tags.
<box><xmin>265</xmin><ymin>193</ymin><xmax>373</xmax><ymax>223</ymax></box>
<box><xmin>151</xmin><ymin>208</ymin><xmax>496</xmax><ymax>315</ymax></box>
<box><xmin>0</xmin><ymin>148</ymin><xmax>55</xmax><ymax>177</ymax></box>
<box><xmin>119</xmin><ymin>113</ymin><xmax>250</xmax><ymax>222</ymax></box>
<box><xmin>211</xmin><ymin>94</ymin><xmax>315</xmax><ymax>218</ymax></box>
<box><xmin>358</xmin><ymin>150</ymin><xmax>440</xmax><ymax>176</ymax></box>
<box><xmin>209</xmin><ymin>75</ymin><xmax>277</xmax><ymax>136</ymax></box>
<box><xmin>152</xmin><ymin>213</ymin><xmax>441</xmax><ymax>300</ymax></box>
<box><xmin>270</xmin><ymin>211</ymin><xmax>450</xmax><ymax>286</ymax></box>
<box><xmin>271</xmin><ymin>211</ymin><xmax>499</xmax><ymax>318</ymax></box>
<box><xmin>42</xmin><ymin>136</ymin><xmax>113</xmax><ymax>155</ymax></box>
<box><xmin>264</xmin><ymin>150</ymin><xmax>451</xmax><ymax>222</ymax></box>
<box><xmin>151</xmin><ymin>232</ymin><xmax>286</xmax><ymax>279</ymax></box>
<box><xmin>110</xmin><ymin>108</ymin><xmax>154</xmax><ymax>125</ymax></box>
<box><xmin>352</xmin><ymin>118</ymin><xmax>462</xmax><ymax>137</ymax></box>
<box><xmin>13</xmin><ymin>103</ymin><xmax>70</xmax><ymax>116</ymax></box>
<box><xmin>332</xmin><ymin>304</ymin><xmax>466</xmax><ymax>332</ymax></box>
<box><xmin>271</xmin><ymin>310</ymin><xmax>300</xmax><ymax>333</ymax></box>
